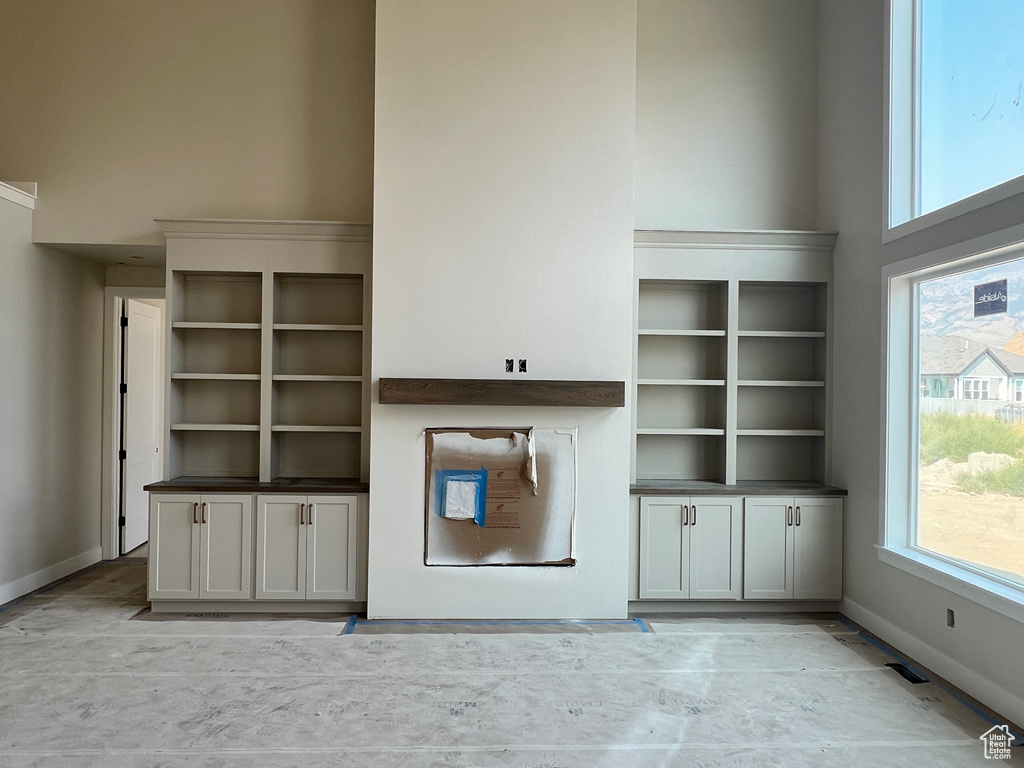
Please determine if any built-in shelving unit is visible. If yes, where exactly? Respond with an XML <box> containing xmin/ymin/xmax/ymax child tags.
<box><xmin>631</xmin><ymin>231</ymin><xmax>836</xmax><ymax>486</ymax></box>
<box><xmin>159</xmin><ymin>220</ymin><xmax>372</xmax><ymax>484</ymax></box>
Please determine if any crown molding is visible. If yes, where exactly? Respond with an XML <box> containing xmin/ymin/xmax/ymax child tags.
<box><xmin>634</xmin><ymin>229</ymin><xmax>838</xmax><ymax>251</ymax></box>
<box><xmin>155</xmin><ymin>218</ymin><xmax>373</xmax><ymax>242</ymax></box>
<box><xmin>0</xmin><ymin>181</ymin><xmax>37</xmax><ymax>210</ymax></box>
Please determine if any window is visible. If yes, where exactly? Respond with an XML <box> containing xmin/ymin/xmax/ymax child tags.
<box><xmin>885</xmin><ymin>242</ymin><xmax>1024</xmax><ymax>620</ymax></box>
<box><xmin>888</xmin><ymin>0</ymin><xmax>1024</xmax><ymax>234</ymax></box>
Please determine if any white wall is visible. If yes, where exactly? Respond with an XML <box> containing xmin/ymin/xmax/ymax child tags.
<box><xmin>819</xmin><ymin>0</ymin><xmax>1024</xmax><ymax>725</ymax></box>
<box><xmin>0</xmin><ymin>199</ymin><xmax>106</xmax><ymax>603</ymax></box>
<box><xmin>369</xmin><ymin>0</ymin><xmax>637</xmax><ymax>618</ymax></box>
<box><xmin>636</xmin><ymin>0</ymin><xmax>819</xmax><ymax>231</ymax></box>
<box><xmin>0</xmin><ymin>0</ymin><xmax>375</xmax><ymax>247</ymax></box>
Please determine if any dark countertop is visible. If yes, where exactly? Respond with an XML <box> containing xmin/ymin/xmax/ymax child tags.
<box><xmin>631</xmin><ymin>479</ymin><xmax>848</xmax><ymax>496</ymax></box>
<box><xmin>144</xmin><ymin>476</ymin><xmax>370</xmax><ymax>494</ymax></box>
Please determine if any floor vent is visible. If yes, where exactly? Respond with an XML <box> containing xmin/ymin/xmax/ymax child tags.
<box><xmin>885</xmin><ymin>662</ymin><xmax>929</xmax><ymax>684</ymax></box>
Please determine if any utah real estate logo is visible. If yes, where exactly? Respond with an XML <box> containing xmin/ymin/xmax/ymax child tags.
<box><xmin>980</xmin><ymin>724</ymin><xmax>1015</xmax><ymax>760</ymax></box>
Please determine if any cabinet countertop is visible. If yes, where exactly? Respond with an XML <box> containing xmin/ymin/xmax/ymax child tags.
<box><xmin>631</xmin><ymin>480</ymin><xmax>847</xmax><ymax>496</ymax></box>
<box><xmin>145</xmin><ymin>477</ymin><xmax>369</xmax><ymax>494</ymax></box>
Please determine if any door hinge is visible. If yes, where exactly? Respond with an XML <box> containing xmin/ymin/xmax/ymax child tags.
<box><xmin>118</xmin><ymin>449</ymin><xmax>127</xmax><ymax>461</ymax></box>
<box><xmin>119</xmin><ymin>382</ymin><xmax>127</xmax><ymax>394</ymax></box>
<box><xmin>118</xmin><ymin>515</ymin><xmax>126</xmax><ymax>527</ymax></box>
<box><xmin>120</xmin><ymin>316</ymin><xmax>128</xmax><ymax>328</ymax></box>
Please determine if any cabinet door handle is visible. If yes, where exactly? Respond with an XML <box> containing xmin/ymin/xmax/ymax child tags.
<box><xmin>300</xmin><ymin>503</ymin><xmax>305</xmax><ymax>525</ymax></box>
<box><xmin>201</xmin><ymin>502</ymin><xmax>207</xmax><ymax>524</ymax></box>
<box><xmin>795</xmin><ymin>506</ymin><xmax>801</xmax><ymax>526</ymax></box>
<box><xmin>193</xmin><ymin>502</ymin><xmax>198</xmax><ymax>525</ymax></box>
<box><xmin>787</xmin><ymin>506</ymin><xmax>793</xmax><ymax>526</ymax></box>
<box><xmin>308</xmin><ymin>503</ymin><xmax>314</xmax><ymax>525</ymax></box>
<box><xmin>691</xmin><ymin>505</ymin><xmax>696</xmax><ymax>526</ymax></box>
<box><xmin>682</xmin><ymin>505</ymin><xmax>689</xmax><ymax>525</ymax></box>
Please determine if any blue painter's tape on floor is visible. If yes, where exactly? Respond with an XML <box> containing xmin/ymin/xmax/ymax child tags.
<box><xmin>342</xmin><ymin>615</ymin><xmax>358</xmax><ymax>635</ymax></box>
<box><xmin>633</xmin><ymin>617</ymin><xmax>650</xmax><ymax>633</ymax></box>
<box><xmin>837</xmin><ymin>617</ymin><xmax>1023</xmax><ymax>747</ymax></box>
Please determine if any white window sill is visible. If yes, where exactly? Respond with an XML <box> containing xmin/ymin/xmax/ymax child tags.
<box><xmin>877</xmin><ymin>545</ymin><xmax>1024</xmax><ymax>625</ymax></box>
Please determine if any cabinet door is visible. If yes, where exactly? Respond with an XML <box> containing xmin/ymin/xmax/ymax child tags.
<box><xmin>306</xmin><ymin>496</ymin><xmax>358</xmax><ymax>600</ymax></box>
<box><xmin>149</xmin><ymin>494</ymin><xmax>200</xmax><ymax>599</ymax></box>
<box><xmin>199</xmin><ymin>495</ymin><xmax>253</xmax><ymax>600</ymax></box>
<box><xmin>255</xmin><ymin>495</ymin><xmax>306</xmax><ymax>600</ymax></box>
<box><xmin>793</xmin><ymin>498</ymin><xmax>843</xmax><ymax>600</ymax></box>
<box><xmin>638</xmin><ymin>497</ymin><xmax>689</xmax><ymax>599</ymax></box>
<box><xmin>688</xmin><ymin>497</ymin><xmax>742</xmax><ymax>599</ymax></box>
<box><xmin>743</xmin><ymin>498</ymin><xmax>794</xmax><ymax>599</ymax></box>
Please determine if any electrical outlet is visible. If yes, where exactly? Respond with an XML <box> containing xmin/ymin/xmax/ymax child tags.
<box><xmin>518</xmin><ymin>358</ymin><xmax>527</xmax><ymax>373</ymax></box>
<box><xmin>505</xmin><ymin>359</ymin><xmax>514</xmax><ymax>373</ymax></box>
<box><xmin>946</xmin><ymin>608</ymin><xmax>955</xmax><ymax>628</ymax></box>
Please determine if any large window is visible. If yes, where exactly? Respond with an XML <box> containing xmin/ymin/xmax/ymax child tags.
<box><xmin>885</xmin><ymin>244</ymin><xmax>1024</xmax><ymax>618</ymax></box>
<box><xmin>888</xmin><ymin>0</ymin><xmax>1024</xmax><ymax>233</ymax></box>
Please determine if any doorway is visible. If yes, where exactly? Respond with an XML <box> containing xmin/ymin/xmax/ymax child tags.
<box><xmin>102</xmin><ymin>289</ymin><xmax>165</xmax><ymax>560</ymax></box>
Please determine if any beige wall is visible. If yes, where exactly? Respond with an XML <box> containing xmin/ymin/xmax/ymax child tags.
<box><xmin>0</xmin><ymin>199</ymin><xmax>106</xmax><ymax>602</ymax></box>
<box><xmin>370</xmin><ymin>0</ymin><xmax>636</xmax><ymax>618</ymax></box>
<box><xmin>0</xmin><ymin>0</ymin><xmax>375</xmax><ymax>247</ymax></box>
<box><xmin>636</xmin><ymin>0</ymin><xmax>819</xmax><ymax>231</ymax></box>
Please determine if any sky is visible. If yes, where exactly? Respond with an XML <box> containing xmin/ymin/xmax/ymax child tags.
<box><xmin>919</xmin><ymin>0</ymin><xmax>1024</xmax><ymax>215</ymax></box>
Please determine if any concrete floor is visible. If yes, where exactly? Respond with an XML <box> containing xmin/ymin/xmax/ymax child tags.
<box><xmin>0</xmin><ymin>561</ymin><xmax>1017</xmax><ymax>766</ymax></box>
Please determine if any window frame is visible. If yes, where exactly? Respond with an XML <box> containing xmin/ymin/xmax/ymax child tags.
<box><xmin>885</xmin><ymin>0</ymin><xmax>1024</xmax><ymax>242</ymax></box>
<box><xmin>883</xmin><ymin>231</ymin><xmax>1024</xmax><ymax>625</ymax></box>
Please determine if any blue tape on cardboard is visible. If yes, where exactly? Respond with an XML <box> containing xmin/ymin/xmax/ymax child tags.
<box><xmin>435</xmin><ymin>468</ymin><xmax>487</xmax><ymax>524</ymax></box>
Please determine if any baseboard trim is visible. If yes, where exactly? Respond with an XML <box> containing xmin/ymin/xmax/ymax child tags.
<box><xmin>842</xmin><ymin>596</ymin><xmax>1024</xmax><ymax>727</ymax></box>
<box><xmin>630</xmin><ymin>600</ymin><xmax>841</xmax><ymax>614</ymax></box>
<box><xmin>0</xmin><ymin>547</ymin><xmax>102</xmax><ymax>606</ymax></box>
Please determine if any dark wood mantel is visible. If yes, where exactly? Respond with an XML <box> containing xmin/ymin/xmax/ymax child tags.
<box><xmin>378</xmin><ymin>378</ymin><xmax>625</xmax><ymax>407</ymax></box>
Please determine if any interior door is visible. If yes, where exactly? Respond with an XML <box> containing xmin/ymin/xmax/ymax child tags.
<box><xmin>122</xmin><ymin>299</ymin><xmax>163</xmax><ymax>554</ymax></box>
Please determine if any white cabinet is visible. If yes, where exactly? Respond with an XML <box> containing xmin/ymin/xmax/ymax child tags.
<box><xmin>255</xmin><ymin>495</ymin><xmax>358</xmax><ymax>600</ymax></box>
<box><xmin>743</xmin><ymin>497</ymin><xmax>843</xmax><ymax>600</ymax></box>
<box><xmin>639</xmin><ymin>496</ymin><xmax>742</xmax><ymax>600</ymax></box>
<box><xmin>149</xmin><ymin>494</ymin><xmax>253</xmax><ymax>600</ymax></box>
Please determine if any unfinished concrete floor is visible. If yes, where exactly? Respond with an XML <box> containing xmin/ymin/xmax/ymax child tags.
<box><xmin>0</xmin><ymin>561</ymin><xmax>1016</xmax><ymax>766</ymax></box>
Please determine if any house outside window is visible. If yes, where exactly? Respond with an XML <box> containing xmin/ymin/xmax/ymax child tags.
<box><xmin>962</xmin><ymin>378</ymin><xmax>990</xmax><ymax>400</ymax></box>
<box><xmin>1016</xmin><ymin>380</ymin><xmax>1024</xmax><ymax>402</ymax></box>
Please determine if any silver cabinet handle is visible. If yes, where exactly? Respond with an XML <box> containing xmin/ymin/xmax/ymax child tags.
<box><xmin>299</xmin><ymin>503</ymin><xmax>305</xmax><ymax>525</ymax></box>
<box><xmin>192</xmin><ymin>502</ymin><xmax>198</xmax><ymax>525</ymax></box>
<box><xmin>795</xmin><ymin>506</ymin><xmax>801</xmax><ymax>526</ymax></box>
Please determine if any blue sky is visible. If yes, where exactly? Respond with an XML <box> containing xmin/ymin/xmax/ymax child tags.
<box><xmin>919</xmin><ymin>0</ymin><xmax>1024</xmax><ymax>214</ymax></box>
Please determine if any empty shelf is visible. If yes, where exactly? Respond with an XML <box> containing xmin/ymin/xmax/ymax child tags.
<box><xmin>171</xmin><ymin>373</ymin><xmax>261</xmax><ymax>381</ymax></box>
<box><xmin>737</xmin><ymin>380</ymin><xmax>825</xmax><ymax>387</ymax></box>
<box><xmin>273</xmin><ymin>324</ymin><xmax>363</xmax><ymax>332</ymax></box>
<box><xmin>170</xmin><ymin>423</ymin><xmax>260</xmax><ymax>432</ymax></box>
<box><xmin>172</xmin><ymin>322</ymin><xmax>261</xmax><ymax>330</ymax></box>
<box><xmin>636</xmin><ymin>379</ymin><xmax>726</xmax><ymax>387</ymax></box>
<box><xmin>271</xmin><ymin>425</ymin><xmax>362</xmax><ymax>433</ymax></box>
<box><xmin>637</xmin><ymin>329</ymin><xmax>726</xmax><ymax>337</ymax></box>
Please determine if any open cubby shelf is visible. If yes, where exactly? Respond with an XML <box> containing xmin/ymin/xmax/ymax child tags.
<box><xmin>633</xmin><ymin>244</ymin><xmax>832</xmax><ymax>486</ymax></box>
<box><xmin>167</xmin><ymin>267</ymin><xmax>367</xmax><ymax>482</ymax></box>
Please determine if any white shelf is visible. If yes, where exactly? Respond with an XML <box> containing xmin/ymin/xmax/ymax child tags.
<box><xmin>637</xmin><ymin>428</ymin><xmax>725</xmax><ymax>436</ymax></box>
<box><xmin>172</xmin><ymin>322</ymin><xmax>261</xmax><ymax>330</ymax></box>
<box><xmin>737</xmin><ymin>330</ymin><xmax>826</xmax><ymax>338</ymax></box>
<box><xmin>737</xmin><ymin>380</ymin><xmax>825</xmax><ymax>388</ymax></box>
<box><xmin>271</xmin><ymin>425</ymin><xmax>362</xmax><ymax>433</ymax></box>
<box><xmin>273</xmin><ymin>324</ymin><xmax>362</xmax><ymax>332</ymax></box>
<box><xmin>171</xmin><ymin>373</ymin><xmax>261</xmax><ymax>381</ymax></box>
<box><xmin>736</xmin><ymin>429</ymin><xmax>825</xmax><ymax>437</ymax></box>
<box><xmin>272</xmin><ymin>375</ymin><xmax>362</xmax><ymax>383</ymax></box>
<box><xmin>637</xmin><ymin>378</ymin><xmax>726</xmax><ymax>387</ymax></box>
<box><xmin>638</xmin><ymin>329</ymin><xmax>726</xmax><ymax>337</ymax></box>
<box><xmin>171</xmin><ymin>423</ymin><xmax>260</xmax><ymax>432</ymax></box>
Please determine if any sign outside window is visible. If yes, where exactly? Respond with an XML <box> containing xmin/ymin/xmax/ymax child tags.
<box><xmin>974</xmin><ymin>279</ymin><xmax>1008</xmax><ymax>317</ymax></box>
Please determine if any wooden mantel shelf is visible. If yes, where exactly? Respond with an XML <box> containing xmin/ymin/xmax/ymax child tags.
<box><xmin>378</xmin><ymin>378</ymin><xmax>625</xmax><ymax>407</ymax></box>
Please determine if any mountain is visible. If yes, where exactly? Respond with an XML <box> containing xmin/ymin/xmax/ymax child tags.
<box><xmin>919</xmin><ymin>260</ymin><xmax>1024</xmax><ymax>346</ymax></box>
